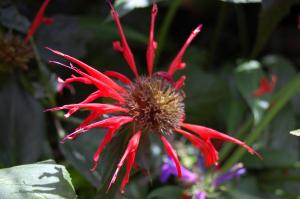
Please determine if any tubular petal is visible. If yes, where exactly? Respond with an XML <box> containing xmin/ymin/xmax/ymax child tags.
<box><xmin>65</xmin><ymin>90</ymin><xmax>108</xmax><ymax>117</ymax></box>
<box><xmin>108</xmin><ymin>3</ymin><xmax>139</xmax><ymax>77</ymax></box>
<box><xmin>24</xmin><ymin>0</ymin><xmax>52</xmax><ymax>44</ymax></box>
<box><xmin>104</xmin><ymin>71</ymin><xmax>132</xmax><ymax>85</ymax></box>
<box><xmin>160</xmin><ymin>135</ymin><xmax>182</xmax><ymax>177</ymax></box>
<box><xmin>49</xmin><ymin>61</ymin><xmax>125</xmax><ymax>102</ymax></box>
<box><xmin>174</xmin><ymin>75</ymin><xmax>186</xmax><ymax>90</ymax></box>
<box><xmin>108</xmin><ymin>130</ymin><xmax>142</xmax><ymax>193</ymax></box>
<box><xmin>62</xmin><ymin>116</ymin><xmax>133</xmax><ymax>141</ymax></box>
<box><xmin>181</xmin><ymin>123</ymin><xmax>261</xmax><ymax>158</ymax></box>
<box><xmin>175</xmin><ymin>128</ymin><xmax>218</xmax><ymax>167</ymax></box>
<box><xmin>167</xmin><ymin>24</ymin><xmax>203</xmax><ymax>76</ymax></box>
<box><xmin>45</xmin><ymin>103</ymin><xmax>128</xmax><ymax>113</ymax></box>
<box><xmin>91</xmin><ymin>123</ymin><xmax>133</xmax><ymax>171</ymax></box>
<box><xmin>146</xmin><ymin>3</ymin><xmax>158</xmax><ymax>76</ymax></box>
<box><xmin>47</xmin><ymin>47</ymin><xmax>126</xmax><ymax>93</ymax></box>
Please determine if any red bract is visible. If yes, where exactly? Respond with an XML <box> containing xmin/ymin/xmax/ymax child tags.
<box><xmin>252</xmin><ymin>74</ymin><xmax>277</xmax><ymax>97</ymax></box>
<box><xmin>24</xmin><ymin>0</ymin><xmax>53</xmax><ymax>44</ymax></box>
<box><xmin>47</xmin><ymin>3</ymin><xmax>260</xmax><ymax>193</ymax></box>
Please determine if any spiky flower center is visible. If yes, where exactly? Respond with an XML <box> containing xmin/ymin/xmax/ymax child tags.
<box><xmin>0</xmin><ymin>34</ymin><xmax>33</xmax><ymax>72</ymax></box>
<box><xmin>124</xmin><ymin>76</ymin><xmax>185</xmax><ymax>134</ymax></box>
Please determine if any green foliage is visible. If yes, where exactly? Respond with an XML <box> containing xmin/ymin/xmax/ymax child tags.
<box><xmin>0</xmin><ymin>77</ymin><xmax>45</xmax><ymax>166</ymax></box>
<box><xmin>0</xmin><ymin>160</ymin><xmax>76</xmax><ymax>199</ymax></box>
<box><xmin>146</xmin><ymin>186</ymin><xmax>183</xmax><ymax>199</ymax></box>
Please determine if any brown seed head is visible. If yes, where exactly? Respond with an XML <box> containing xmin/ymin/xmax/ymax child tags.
<box><xmin>124</xmin><ymin>76</ymin><xmax>185</xmax><ymax>134</ymax></box>
<box><xmin>0</xmin><ymin>34</ymin><xmax>34</xmax><ymax>73</ymax></box>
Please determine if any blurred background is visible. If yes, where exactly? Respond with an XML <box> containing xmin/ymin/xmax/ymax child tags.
<box><xmin>0</xmin><ymin>0</ymin><xmax>299</xmax><ymax>198</ymax></box>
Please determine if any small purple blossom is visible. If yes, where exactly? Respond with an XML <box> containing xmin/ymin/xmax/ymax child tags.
<box><xmin>160</xmin><ymin>157</ymin><xmax>197</xmax><ymax>183</ymax></box>
<box><xmin>195</xmin><ymin>191</ymin><xmax>206</xmax><ymax>199</ymax></box>
<box><xmin>212</xmin><ymin>163</ymin><xmax>246</xmax><ymax>187</ymax></box>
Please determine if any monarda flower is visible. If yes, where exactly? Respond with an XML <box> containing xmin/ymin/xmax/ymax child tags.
<box><xmin>47</xmin><ymin>3</ymin><xmax>260</xmax><ymax>193</ymax></box>
<box><xmin>0</xmin><ymin>0</ymin><xmax>52</xmax><ymax>72</ymax></box>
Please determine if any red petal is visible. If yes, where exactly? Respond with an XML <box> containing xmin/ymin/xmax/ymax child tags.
<box><xmin>62</xmin><ymin>116</ymin><xmax>133</xmax><ymax>141</ymax></box>
<box><xmin>181</xmin><ymin>123</ymin><xmax>261</xmax><ymax>158</ymax></box>
<box><xmin>47</xmin><ymin>48</ymin><xmax>126</xmax><ymax>93</ymax></box>
<box><xmin>49</xmin><ymin>61</ymin><xmax>125</xmax><ymax>102</ymax></box>
<box><xmin>91</xmin><ymin>126</ymin><xmax>125</xmax><ymax>171</ymax></box>
<box><xmin>65</xmin><ymin>90</ymin><xmax>107</xmax><ymax>117</ymax></box>
<box><xmin>175</xmin><ymin>128</ymin><xmax>218</xmax><ymax>167</ymax></box>
<box><xmin>174</xmin><ymin>75</ymin><xmax>186</xmax><ymax>90</ymax></box>
<box><xmin>108</xmin><ymin>130</ymin><xmax>142</xmax><ymax>193</ymax></box>
<box><xmin>167</xmin><ymin>24</ymin><xmax>202</xmax><ymax>76</ymax></box>
<box><xmin>24</xmin><ymin>0</ymin><xmax>51</xmax><ymax>43</ymax></box>
<box><xmin>146</xmin><ymin>3</ymin><xmax>158</xmax><ymax>76</ymax></box>
<box><xmin>160</xmin><ymin>135</ymin><xmax>182</xmax><ymax>177</ymax></box>
<box><xmin>104</xmin><ymin>71</ymin><xmax>132</xmax><ymax>85</ymax></box>
<box><xmin>108</xmin><ymin>3</ymin><xmax>139</xmax><ymax>78</ymax></box>
<box><xmin>252</xmin><ymin>74</ymin><xmax>277</xmax><ymax>97</ymax></box>
<box><xmin>45</xmin><ymin>103</ymin><xmax>127</xmax><ymax>113</ymax></box>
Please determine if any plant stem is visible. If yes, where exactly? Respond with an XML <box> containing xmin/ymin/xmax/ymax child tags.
<box><xmin>155</xmin><ymin>0</ymin><xmax>181</xmax><ymax>65</ymax></box>
<box><xmin>222</xmin><ymin>73</ymin><xmax>300</xmax><ymax>171</ymax></box>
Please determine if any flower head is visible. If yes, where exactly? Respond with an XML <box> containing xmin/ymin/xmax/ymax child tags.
<box><xmin>47</xmin><ymin>3</ymin><xmax>260</xmax><ymax>193</ymax></box>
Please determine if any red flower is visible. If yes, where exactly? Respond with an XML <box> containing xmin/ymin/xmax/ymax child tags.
<box><xmin>47</xmin><ymin>3</ymin><xmax>260</xmax><ymax>193</ymax></box>
<box><xmin>252</xmin><ymin>74</ymin><xmax>277</xmax><ymax>97</ymax></box>
<box><xmin>24</xmin><ymin>0</ymin><xmax>53</xmax><ymax>44</ymax></box>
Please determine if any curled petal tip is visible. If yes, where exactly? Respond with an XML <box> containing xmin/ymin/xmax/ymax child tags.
<box><xmin>90</xmin><ymin>162</ymin><xmax>98</xmax><ymax>172</ymax></box>
<box><xmin>64</xmin><ymin>113</ymin><xmax>71</xmax><ymax>118</ymax></box>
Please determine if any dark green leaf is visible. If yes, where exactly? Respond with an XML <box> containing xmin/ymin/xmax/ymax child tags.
<box><xmin>0</xmin><ymin>77</ymin><xmax>45</xmax><ymax>166</ymax></box>
<box><xmin>242</xmin><ymin>149</ymin><xmax>297</xmax><ymax>169</ymax></box>
<box><xmin>235</xmin><ymin>60</ymin><xmax>269</xmax><ymax>124</ymax></box>
<box><xmin>251</xmin><ymin>0</ymin><xmax>298</xmax><ymax>57</ymax></box>
<box><xmin>146</xmin><ymin>186</ymin><xmax>183</xmax><ymax>199</ymax></box>
<box><xmin>0</xmin><ymin>160</ymin><xmax>77</xmax><ymax>199</ymax></box>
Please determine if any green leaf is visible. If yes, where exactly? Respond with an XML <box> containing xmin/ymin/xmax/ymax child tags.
<box><xmin>242</xmin><ymin>149</ymin><xmax>297</xmax><ymax>169</ymax></box>
<box><xmin>146</xmin><ymin>186</ymin><xmax>183</xmax><ymax>199</ymax></box>
<box><xmin>182</xmin><ymin>63</ymin><xmax>229</xmax><ymax>125</ymax></box>
<box><xmin>59</xmin><ymin>130</ymin><xmax>105</xmax><ymax>188</ymax></box>
<box><xmin>59</xmin><ymin>124</ymin><xmax>131</xmax><ymax>197</ymax></box>
<box><xmin>251</xmin><ymin>0</ymin><xmax>298</xmax><ymax>57</ymax></box>
<box><xmin>0</xmin><ymin>77</ymin><xmax>45</xmax><ymax>166</ymax></box>
<box><xmin>235</xmin><ymin>60</ymin><xmax>270</xmax><ymax>124</ymax></box>
<box><xmin>220</xmin><ymin>0</ymin><xmax>261</xmax><ymax>3</ymax></box>
<box><xmin>0</xmin><ymin>160</ymin><xmax>77</xmax><ymax>199</ymax></box>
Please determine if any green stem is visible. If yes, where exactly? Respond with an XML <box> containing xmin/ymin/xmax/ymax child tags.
<box><xmin>155</xmin><ymin>0</ymin><xmax>181</xmax><ymax>65</ymax></box>
<box><xmin>222</xmin><ymin>74</ymin><xmax>300</xmax><ymax>171</ymax></box>
<box><xmin>219</xmin><ymin>116</ymin><xmax>253</xmax><ymax>162</ymax></box>
<box><xmin>30</xmin><ymin>38</ymin><xmax>56</xmax><ymax>106</ymax></box>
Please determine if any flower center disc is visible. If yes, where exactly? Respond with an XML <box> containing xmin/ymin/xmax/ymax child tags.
<box><xmin>124</xmin><ymin>76</ymin><xmax>185</xmax><ymax>134</ymax></box>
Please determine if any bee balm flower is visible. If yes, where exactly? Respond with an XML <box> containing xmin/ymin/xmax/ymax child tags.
<box><xmin>47</xmin><ymin>3</ymin><xmax>260</xmax><ymax>193</ymax></box>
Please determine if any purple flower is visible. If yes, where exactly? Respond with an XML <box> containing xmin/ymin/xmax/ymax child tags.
<box><xmin>195</xmin><ymin>191</ymin><xmax>206</xmax><ymax>199</ymax></box>
<box><xmin>212</xmin><ymin>163</ymin><xmax>246</xmax><ymax>187</ymax></box>
<box><xmin>160</xmin><ymin>157</ymin><xmax>197</xmax><ymax>183</ymax></box>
